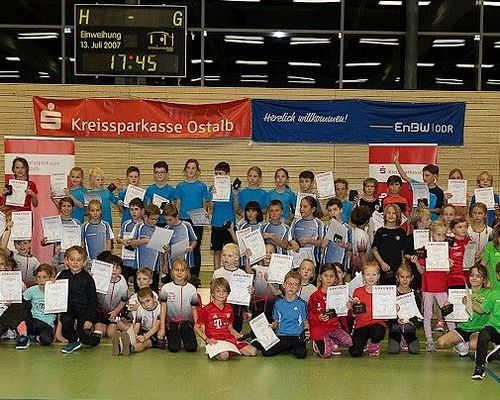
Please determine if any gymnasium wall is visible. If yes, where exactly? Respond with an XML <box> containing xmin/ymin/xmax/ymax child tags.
<box><xmin>0</xmin><ymin>84</ymin><xmax>499</xmax><ymax>269</ymax></box>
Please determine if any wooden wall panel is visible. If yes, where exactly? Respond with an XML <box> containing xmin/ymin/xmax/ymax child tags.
<box><xmin>0</xmin><ymin>84</ymin><xmax>498</xmax><ymax>270</ymax></box>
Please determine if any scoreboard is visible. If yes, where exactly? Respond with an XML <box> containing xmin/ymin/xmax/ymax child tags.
<box><xmin>74</xmin><ymin>4</ymin><xmax>186</xmax><ymax>77</ymax></box>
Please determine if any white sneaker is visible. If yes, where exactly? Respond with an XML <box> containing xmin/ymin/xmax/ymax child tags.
<box><xmin>1</xmin><ymin>329</ymin><xmax>17</xmax><ymax>340</ymax></box>
<box><xmin>453</xmin><ymin>341</ymin><xmax>469</xmax><ymax>357</ymax></box>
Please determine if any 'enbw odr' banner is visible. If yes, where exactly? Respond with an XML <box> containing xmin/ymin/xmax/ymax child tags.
<box><xmin>252</xmin><ymin>99</ymin><xmax>465</xmax><ymax>145</ymax></box>
<box><xmin>33</xmin><ymin>97</ymin><xmax>251</xmax><ymax>139</ymax></box>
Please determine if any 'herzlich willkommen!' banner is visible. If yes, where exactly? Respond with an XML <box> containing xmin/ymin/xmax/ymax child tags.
<box><xmin>252</xmin><ymin>99</ymin><xmax>465</xmax><ymax>145</ymax></box>
<box><xmin>33</xmin><ymin>97</ymin><xmax>251</xmax><ymax>139</ymax></box>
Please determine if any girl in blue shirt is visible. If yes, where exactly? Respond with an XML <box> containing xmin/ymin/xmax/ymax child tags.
<box><xmin>266</xmin><ymin>168</ymin><xmax>297</xmax><ymax>224</ymax></box>
<box><xmin>238</xmin><ymin>166</ymin><xmax>268</xmax><ymax>214</ymax></box>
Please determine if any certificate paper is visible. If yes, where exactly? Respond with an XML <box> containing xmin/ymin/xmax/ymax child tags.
<box><xmin>0</xmin><ymin>212</ymin><xmax>6</xmax><ymax>236</ymax></box>
<box><xmin>121</xmin><ymin>233</ymin><xmax>135</xmax><ymax>261</ymax></box>
<box><xmin>348</xmin><ymin>272</ymin><xmax>364</xmax><ymax>298</ymax></box>
<box><xmin>11</xmin><ymin>211</ymin><xmax>32</xmax><ymax>240</ymax></box>
<box><xmin>474</xmin><ymin>187</ymin><xmax>495</xmax><ymax>210</ymax></box>
<box><xmin>267</xmin><ymin>253</ymin><xmax>294</xmax><ymax>284</ymax></box>
<box><xmin>326</xmin><ymin>284</ymin><xmax>349</xmax><ymax>317</ymax></box>
<box><xmin>411</xmin><ymin>182</ymin><xmax>430</xmax><ymax>208</ymax></box>
<box><xmin>292</xmin><ymin>247</ymin><xmax>315</xmax><ymax>268</ymax></box>
<box><xmin>294</xmin><ymin>193</ymin><xmax>314</xmax><ymax>219</ymax></box>
<box><xmin>146</xmin><ymin>227</ymin><xmax>173</xmax><ymax>254</ymax></box>
<box><xmin>445</xmin><ymin>289</ymin><xmax>470</xmax><ymax>323</ymax></box>
<box><xmin>152</xmin><ymin>193</ymin><xmax>169</xmax><ymax>209</ymax></box>
<box><xmin>205</xmin><ymin>340</ymin><xmax>241</xmax><ymax>358</ymax></box>
<box><xmin>42</xmin><ymin>215</ymin><xmax>63</xmax><ymax>243</ymax></box>
<box><xmin>187</xmin><ymin>208</ymin><xmax>211</xmax><ymax>226</ymax></box>
<box><xmin>241</xmin><ymin>230</ymin><xmax>266</xmax><ymax>265</ymax></box>
<box><xmin>462</xmin><ymin>241</ymin><xmax>477</xmax><ymax>271</ymax></box>
<box><xmin>396</xmin><ymin>292</ymin><xmax>424</xmax><ymax>322</ymax></box>
<box><xmin>170</xmin><ymin>238</ymin><xmax>190</xmax><ymax>261</ymax></box>
<box><xmin>372</xmin><ymin>285</ymin><xmax>397</xmax><ymax>319</ymax></box>
<box><xmin>124</xmin><ymin>185</ymin><xmax>145</xmax><ymax>207</ymax></box>
<box><xmin>50</xmin><ymin>173</ymin><xmax>67</xmax><ymax>198</ymax></box>
<box><xmin>91</xmin><ymin>260</ymin><xmax>113</xmax><ymax>294</ymax></box>
<box><xmin>61</xmin><ymin>224</ymin><xmax>82</xmax><ymax>251</ymax></box>
<box><xmin>212</xmin><ymin>175</ymin><xmax>231</xmax><ymax>202</ymax></box>
<box><xmin>5</xmin><ymin>179</ymin><xmax>27</xmax><ymax>207</ymax></box>
<box><xmin>84</xmin><ymin>191</ymin><xmax>102</xmax><ymax>206</ymax></box>
<box><xmin>324</xmin><ymin>218</ymin><xmax>348</xmax><ymax>243</ymax></box>
<box><xmin>447</xmin><ymin>179</ymin><xmax>467</xmax><ymax>207</ymax></box>
<box><xmin>0</xmin><ymin>271</ymin><xmax>22</xmax><ymax>303</ymax></box>
<box><xmin>316</xmin><ymin>171</ymin><xmax>335</xmax><ymax>199</ymax></box>
<box><xmin>413</xmin><ymin>229</ymin><xmax>430</xmax><ymax>250</ymax></box>
<box><xmin>425</xmin><ymin>242</ymin><xmax>450</xmax><ymax>271</ymax></box>
<box><xmin>44</xmin><ymin>279</ymin><xmax>69</xmax><ymax>314</ymax></box>
<box><xmin>235</xmin><ymin>227</ymin><xmax>252</xmax><ymax>255</ymax></box>
<box><xmin>249</xmin><ymin>313</ymin><xmax>279</xmax><ymax>351</ymax></box>
<box><xmin>226</xmin><ymin>270</ymin><xmax>254</xmax><ymax>306</ymax></box>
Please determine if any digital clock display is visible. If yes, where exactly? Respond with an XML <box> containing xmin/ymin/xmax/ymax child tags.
<box><xmin>74</xmin><ymin>4</ymin><xmax>186</xmax><ymax>77</ymax></box>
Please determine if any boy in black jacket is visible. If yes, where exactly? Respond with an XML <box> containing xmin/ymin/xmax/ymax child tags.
<box><xmin>57</xmin><ymin>245</ymin><xmax>100</xmax><ymax>353</ymax></box>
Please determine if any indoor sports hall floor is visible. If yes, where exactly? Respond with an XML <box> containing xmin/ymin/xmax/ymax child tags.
<box><xmin>1</xmin><ymin>277</ymin><xmax>498</xmax><ymax>400</ymax></box>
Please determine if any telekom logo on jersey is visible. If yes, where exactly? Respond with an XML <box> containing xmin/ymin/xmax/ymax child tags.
<box><xmin>40</xmin><ymin>102</ymin><xmax>62</xmax><ymax>130</ymax></box>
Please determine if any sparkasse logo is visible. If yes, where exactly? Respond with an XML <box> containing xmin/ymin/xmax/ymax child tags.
<box><xmin>40</xmin><ymin>102</ymin><xmax>62</xmax><ymax>130</ymax></box>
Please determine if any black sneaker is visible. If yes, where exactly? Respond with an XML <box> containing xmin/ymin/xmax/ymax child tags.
<box><xmin>471</xmin><ymin>365</ymin><xmax>485</xmax><ymax>380</ymax></box>
<box><xmin>486</xmin><ymin>344</ymin><xmax>500</xmax><ymax>363</ymax></box>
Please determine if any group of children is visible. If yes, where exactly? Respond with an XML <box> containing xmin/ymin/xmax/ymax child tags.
<box><xmin>0</xmin><ymin>156</ymin><xmax>499</xmax><ymax>381</ymax></box>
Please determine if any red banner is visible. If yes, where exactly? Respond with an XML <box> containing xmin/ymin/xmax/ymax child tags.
<box><xmin>33</xmin><ymin>96</ymin><xmax>251</xmax><ymax>139</ymax></box>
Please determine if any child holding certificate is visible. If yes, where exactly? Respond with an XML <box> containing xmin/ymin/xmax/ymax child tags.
<box><xmin>237</xmin><ymin>166</ymin><xmax>267</xmax><ymax>214</ymax></box>
<box><xmin>254</xmin><ymin>270</ymin><xmax>309</xmax><ymax>359</ymax></box>
<box><xmin>469</xmin><ymin>170</ymin><xmax>500</xmax><ymax>227</ymax></box>
<box><xmin>112</xmin><ymin>166</ymin><xmax>141</xmax><ymax>226</ymax></box>
<box><xmin>349</xmin><ymin>262</ymin><xmax>386</xmax><ymax>357</ymax></box>
<box><xmin>261</xmin><ymin>199</ymin><xmax>289</xmax><ymax>255</ymax></box>
<box><xmin>467</xmin><ymin>203</ymin><xmax>492</xmax><ymax>255</ymax></box>
<box><xmin>266</xmin><ymin>168</ymin><xmax>297</xmax><ymax>224</ymax></box>
<box><xmin>415</xmin><ymin>222</ymin><xmax>456</xmax><ymax>351</ymax></box>
<box><xmin>144</xmin><ymin>161</ymin><xmax>175</xmax><ymax>228</ymax></box>
<box><xmin>436</xmin><ymin>264</ymin><xmax>491</xmax><ymax>357</ymax></box>
<box><xmin>57</xmin><ymin>246</ymin><xmax>100</xmax><ymax>354</ymax></box>
<box><xmin>288</xmin><ymin>196</ymin><xmax>324</xmax><ymax>267</ymax></box>
<box><xmin>323</xmin><ymin>198</ymin><xmax>352</xmax><ymax>272</ymax></box>
<box><xmin>372</xmin><ymin>204</ymin><xmax>406</xmax><ymax>285</ymax></box>
<box><xmin>356</xmin><ymin>178</ymin><xmax>381</xmax><ymax>215</ymax></box>
<box><xmin>237</xmin><ymin>201</ymin><xmax>264</xmax><ymax>232</ymax></box>
<box><xmin>164</xmin><ymin>203</ymin><xmax>197</xmax><ymax>271</ymax></box>
<box><xmin>158</xmin><ymin>258</ymin><xmax>199</xmax><ymax>353</ymax></box>
<box><xmin>308</xmin><ymin>264</ymin><xmax>352</xmax><ymax>358</ymax></box>
<box><xmin>297</xmin><ymin>259</ymin><xmax>316</xmax><ymax>303</ymax></box>
<box><xmin>349</xmin><ymin>206</ymin><xmax>373</xmax><ymax>276</ymax></box>
<box><xmin>93</xmin><ymin>253</ymin><xmax>128</xmax><ymax>338</ymax></box>
<box><xmin>16</xmin><ymin>264</ymin><xmax>57</xmax><ymax>349</ymax></box>
<box><xmin>86</xmin><ymin>167</ymin><xmax>117</xmax><ymax>228</ymax></box>
<box><xmin>470</xmin><ymin>263</ymin><xmax>500</xmax><ymax>379</ymax></box>
<box><xmin>212</xmin><ymin>243</ymin><xmax>248</xmax><ymax>332</ymax></box>
<box><xmin>441</xmin><ymin>204</ymin><xmax>457</xmax><ymax>239</ymax></box>
<box><xmin>448</xmin><ymin>216</ymin><xmax>473</xmax><ymax>289</ymax></box>
<box><xmin>387</xmin><ymin>265</ymin><xmax>421</xmax><ymax>355</ymax></box>
<box><xmin>195</xmin><ymin>277</ymin><xmax>257</xmax><ymax>361</ymax></box>
<box><xmin>81</xmin><ymin>199</ymin><xmax>113</xmax><ymax>261</ymax></box>
<box><xmin>1</xmin><ymin>157</ymin><xmax>38</xmax><ymax>212</ymax></box>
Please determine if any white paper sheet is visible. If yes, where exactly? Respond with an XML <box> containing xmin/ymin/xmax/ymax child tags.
<box><xmin>291</xmin><ymin>247</ymin><xmax>315</xmax><ymax>268</ymax></box>
<box><xmin>124</xmin><ymin>185</ymin><xmax>146</xmax><ymax>207</ymax></box>
<box><xmin>474</xmin><ymin>187</ymin><xmax>495</xmax><ymax>210</ymax></box>
<box><xmin>326</xmin><ymin>284</ymin><xmax>349</xmax><ymax>317</ymax></box>
<box><xmin>146</xmin><ymin>227</ymin><xmax>173</xmax><ymax>254</ymax></box>
<box><xmin>413</xmin><ymin>229</ymin><xmax>430</xmax><ymax>249</ymax></box>
<box><xmin>60</xmin><ymin>224</ymin><xmax>82</xmax><ymax>251</ymax></box>
<box><xmin>315</xmin><ymin>171</ymin><xmax>335</xmax><ymax>199</ymax></box>
<box><xmin>84</xmin><ymin>191</ymin><xmax>102</xmax><ymax>206</ymax></box>
<box><xmin>324</xmin><ymin>218</ymin><xmax>349</xmax><ymax>243</ymax></box>
<box><xmin>50</xmin><ymin>173</ymin><xmax>67</xmax><ymax>198</ymax></box>
<box><xmin>152</xmin><ymin>193</ymin><xmax>169</xmax><ymax>209</ymax></box>
<box><xmin>267</xmin><ymin>253</ymin><xmax>294</xmax><ymax>284</ymax></box>
<box><xmin>445</xmin><ymin>289</ymin><xmax>470</xmax><ymax>323</ymax></box>
<box><xmin>187</xmin><ymin>208</ymin><xmax>211</xmax><ymax>226</ymax></box>
<box><xmin>212</xmin><ymin>175</ymin><xmax>231</xmax><ymax>202</ymax></box>
<box><xmin>462</xmin><ymin>241</ymin><xmax>477</xmax><ymax>271</ymax></box>
<box><xmin>425</xmin><ymin>241</ymin><xmax>450</xmax><ymax>271</ymax></box>
<box><xmin>241</xmin><ymin>229</ymin><xmax>266</xmax><ymax>265</ymax></box>
<box><xmin>226</xmin><ymin>270</ymin><xmax>254</xmax><ymax>306</ymax></box>
<box><xmin>294</xmin><ymin>192</ymin><xmax>314</xmax><ymax>219</ymax></box>
<box><xmin>447</xmin><ymin>179</ymin><xmax>467</xmax><ymax>207</ymax></box>
<box><xmin>5</xmin><ymin>179</ymin><xmax>27</xmax><ymax>207</ymax></box>
<box><xmin>10</xmin><ymin>211</ymin><xmax>32</xmax><ymax>240</ymax></box>
<box><xmin>170</xmin><ymin>238</ymin><xmax>190</xmax><ymax>261</ymax></box>
<box><xmin>235</xmin><ymin>227</ymin><xmax>252</xmax><ymax>255</ymax></box>
<box><xmin>0</xmin><ymin>271</ymin><xmax>22</xmax><ymax>303</ymax></box>
<box><xmin>42</xmin><ymin>215</ymin><xmax>63</xmax><ymax>243</ymax></box>
<box><xmin>411</xmin><ymin>182</ymin><xmax>430</xmax><ymax>208</ymax></box>
<box><xmin>44</xmin><ymin>279</ymin><xmax>68</xmax><ymax>314</ymax></box>
<box><xmin>249</xmin><ymin>313</ymin><xmax>279</xmax><ymax>351</ymax></box>
<box><xmin>205</xmin><ymin>340</ymin><xmax>241</xmax><ymax>358</ymax></box>
<box><xmin>348</xmin><ymin>272</ymin><xmax>364</xmax><ymax>298</ymax></box>
<box><xmin>372</xmin><ymin>285</ymin><xmax>397</xmax><ymax>319</ymax></box>
<box><xmin>396</xmin><ymin>292</ymin><xmax>424</xmax><ymax>322</ymax></box>
<box><xmin>121</xmin><ymin>233</ymin><xmax>135</xmax><ymax>261</ymax></box>
<box><xmin>90</xmin><ymin>259</ymin><xmax>114</xmax><ymax>294</ymax></box>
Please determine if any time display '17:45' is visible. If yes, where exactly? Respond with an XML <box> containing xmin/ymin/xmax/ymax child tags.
<box><xmin>110</xmin><ymin>54</ymin><xmax>157</xmax><ymax>72</ymax></box>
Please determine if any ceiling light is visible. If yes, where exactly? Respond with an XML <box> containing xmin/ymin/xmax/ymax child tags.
<box><xmin>486</xmin><ymin>79</ymin><xmax>500</xmax><ymax>85</ymax></box>
<box><xmin>455</xmin><ymin>64</ymin><xmax>474</xmax><ymax>68</ymax></box>
<box><xmin>417</xmin><ymin>62</ymin><xmax>435</xmax><ymax>67</ymax></box>
<box><xmin>287</xmin><ymin>75</ymin><xmax>315</xmax><ymax>81</ymax></box>
<box><xmin>271</xmin><ymin>31</ymin><xmax>287</xmax><ymax>38</ymax></box>
<box><xmin>293</xmin><ymin>0</ymin><xmax>340</xmax><ymax>3</ymax></box>
<box><xmin>336</xmin><ymin>79</ymin><xmax>368</xmax><ymax>83</ymax></box>
<box><xmin>241</xmin><ymin>74</ymin><xmax>268</xmax><ymax>78</ymax></box>
<box><xmin>240</xmin><ymin>79</ymin><xmax>268</xmax><ymax>83</ymax></box>
<box><xmin>288</xmin><ymin>62</ymin><xmax>322</xmax><ymax>67</ymax></box>
<box><xmin>345</xmin><ymin>62</ymin><xmax>381</xmax><ymax>67</ymax></box>
<box><xmin>290</xmin><ymin>37</ymin><xmax>331</xmax><ymax>45</ymax></box>
<box><xmin>235</xmin><ymin>60</ymin><xmax>268</xmax><ymax>65</ymax></box>
<box><xmin>5</xmin><ymin>57</ymin><xmax>20</xmax><ymax>61</ymax></box>
<box><xmin>224</xmin><ymin>35</ymin><xmax>264</xmax><ymax>44</ymax></box>
<box><xmin>484</xmin><ymin>1</ymin><xmax>500</xmax><ymax>6</ymax></box>
<box><xmin>191</xmin><ymin>59</ymin><xmax>213</xmax><ymax>64</ymax></box>
<box><xmin>359</xmin><ymin>38</ymin><xmax>399</xmax><ymax>46</ymax></box>
<box><xmin>17</xmin><ymin>32</ymin><xmax>59</xmax><ymax>40</ymax></box>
